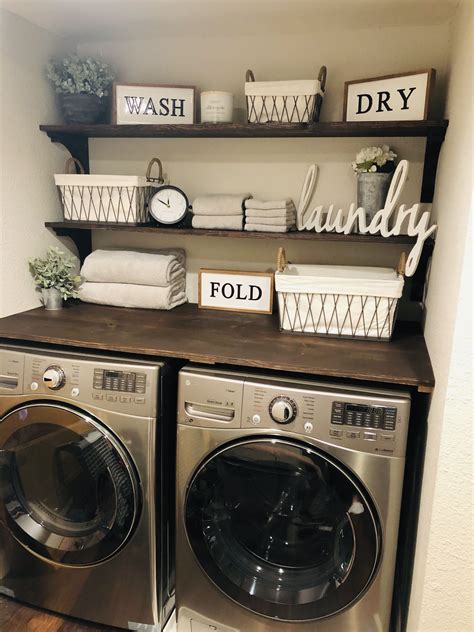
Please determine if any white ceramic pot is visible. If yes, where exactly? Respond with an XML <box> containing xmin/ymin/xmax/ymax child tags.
<box><xmin>42</xmin><ymin>288</ymin><xmax>63</xmax><ymax>310</ymax></box>
<box><xmin>200</xmin><ymin>91</ymin><xmax>233</xmax><ymax>123</ymax></box>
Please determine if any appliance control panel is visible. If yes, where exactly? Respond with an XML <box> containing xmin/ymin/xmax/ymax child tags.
<box><xmin>178</xmin><ymin>367</ymin><xmax>411</xmax><ymax>458</ymax></box>
<box><xmin>0</xmin><ymin>347</ymin><xmax>159</xmax><ymax>418</ymax></box>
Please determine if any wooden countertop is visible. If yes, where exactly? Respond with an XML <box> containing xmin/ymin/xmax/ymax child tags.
<box><xmin>0</xmin><ymin>303</ymin><xmax>434</xmax><ymax>391</ymax></box>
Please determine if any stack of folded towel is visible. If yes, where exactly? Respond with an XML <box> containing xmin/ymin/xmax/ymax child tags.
<box><xmin>192</xmin><ymin>194</ymin><xmax>251</xmax><ymax>231</ymax></box>
<box><xmin>244</xmin><ymin>198</ymin><xmax>297</xmax><ymax>233</ymax></box>
<box><xmin>79</xmin><ymin>248</ymin><xmax>187</xmax><ymax>310</ymax></box>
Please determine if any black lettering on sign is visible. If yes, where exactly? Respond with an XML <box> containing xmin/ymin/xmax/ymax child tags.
<box><xmin>221</xmin><ymin>283</ymin><xmax>234</xmax><ymax>299</ymax></box>
<box><xmin>159</xmin><ymin>98</ymin><xmax>170</xmax><ymax>116</ymax></box>
<box><xmin>249</xmin><ymin>285</ymin><xmax>263</xmax><ymax>301</ymax></box>
<box><xmin>398</xmin><ymin>87</ymin><xmax>416</xmax><ymax>110</ymax></box>
<box><xmin>124</xmin><ymin>96</ymin><xmax>144</xmax><ymax>114</ymax></box>
<box><xmin>171</xmin><ymin>98</ymin><xmax>185</xmax><ymax>117</ymax></box>
<box><xmin>376</xmin><ymin>91</ymin><xmax>393</xmax><ymax>112</ymax></box>
<box><xmin>235</xmin><ymin>284</ymin><xmax>248</xmax><ymax>300</ymax></box>
<box><xmin>210</xmin><ymin>281</ymin><xmax>220</xmax><ymax>298</ymax></box>
<box><xmin>356</xmin><ymin>94</ymin><xmax>373</xmax><ymax>115</ymax></box>
<box><xmin>143</xmin><ymin>97</ymin><xmax>157</xmax><ymax>116</ymax></box>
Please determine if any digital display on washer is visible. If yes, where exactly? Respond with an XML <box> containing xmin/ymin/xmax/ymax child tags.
<box><xmin>345</xmin><ymin>404</ymin><xmax>369</xmax><ymax>412</ymax></box>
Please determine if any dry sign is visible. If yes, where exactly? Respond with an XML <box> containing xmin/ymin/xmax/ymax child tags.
<box><xmin>199</xmin><ymin>270</ymin><xmax>274</xmax><ymax>314</ymax></box>
<box><xmin>114</xmin><ymin>83</ymin><xmax>195</xmax><ymax>125</ymax></box>
<box><xmin>343</xmin><ymin>70</ymin><xmax>435</xmax><ymax>122</ymax></box>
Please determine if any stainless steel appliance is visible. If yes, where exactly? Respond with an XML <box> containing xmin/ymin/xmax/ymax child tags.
<box><xmin>176</xmin><ymin>366</ymin><xmax>411</xmax><ymax>632</ymax></box>
<box><xmin>0</xmin><ymin>344</ymin><xmax>175</xmax><ymax>631</ymax></box>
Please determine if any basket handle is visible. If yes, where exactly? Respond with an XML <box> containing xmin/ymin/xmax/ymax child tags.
<box><xmin>397</xmin><ymin>251</ymin><xmax>406</xmax><ymax>276</ymax></box>
<box><xmin>246</xmin><ymin>69</ymin><xmax>256</xmax><ymax>83</ymax></box>
<box><xmin>65</xmin><ymin>157</ymin><xmax>85</xmax><ymax>174</ymax></box>
<box><xmin>146</xmin><ymin>157</ymin><xmax>164</xmax><ymax>184</ymax></box>
<box><xmin>277</xmin><ymin>247</ymin><xmax>287</xmax><ymax>272</ymax></box>
<box><xmin>317</xmin><ymin>66</ymin><xmax>327</xmax><ymax>92</ymax></box>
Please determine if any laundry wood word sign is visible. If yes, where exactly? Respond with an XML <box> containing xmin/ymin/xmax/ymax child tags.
<box><xmin>199</xmin><ymin>269</ymin><xmax>274</xmax><ymax>314</ymax></box>
<box><xmin>114</xmin><ymin>83</ymin><xmax>196</xmax><ymax>125</ymax></box>
<box><xmin>343</xmin><ymin>70</ymin><xmax>435</xmax><ymax>122</ymax></box>
<box><xmin>296</xmin><ymin>160</ymin><xmax>437</xmax><ymax>277</ymax></box>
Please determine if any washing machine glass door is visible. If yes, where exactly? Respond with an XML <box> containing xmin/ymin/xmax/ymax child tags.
<box><xmin>185</xmin><ymin>437</ymin><xmax>381</xmax><ymax>621</ymax></box>
<box><xmin>0</xmin><ymin>402</ymin><xmax>140</xmax><ymax>566</ymax></box>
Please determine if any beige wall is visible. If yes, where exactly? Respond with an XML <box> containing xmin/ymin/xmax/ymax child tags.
<box><xmin>78</xmin><ymin>21</ymin><xmax>449</xmax><ymax>304</ymax></box>
<box><xmin>407</xmin><ymin>3</ymin><xmax>473</xmax><ymax>631</ymax></box>
<box><xmin>0</xmin><ymin>10</ymin><xmax>71</xmax><ymax>317</ymax></box>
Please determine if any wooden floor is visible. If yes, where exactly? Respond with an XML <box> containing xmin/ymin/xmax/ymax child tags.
<box><xmin>0</xmin><ymin>595</ymin><xmax>117</xmax><ymax>631</ymax></box>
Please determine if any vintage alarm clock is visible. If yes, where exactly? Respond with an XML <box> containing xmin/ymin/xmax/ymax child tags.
<box><xmin>147</xmin><ymin>158</ymin><xmax>190</xmax><ymax>227</ymax></box>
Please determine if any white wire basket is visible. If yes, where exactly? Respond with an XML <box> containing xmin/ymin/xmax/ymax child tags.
<box><xmin>245</xmin><ymin>66</ymin><xmax>327</xmax><ymax>124</ymax></box>
<box><xmin>275</xmin><ymin>248</ymin><xmax>406</xmax><ymax>341</ymax></box>
<box><xmin>54</xmin><ymin>157</ymin><xmax>164</xmax><ymax>224</ymax></box>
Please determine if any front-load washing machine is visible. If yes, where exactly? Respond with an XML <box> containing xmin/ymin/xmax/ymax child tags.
<box><xmin>0</xmin><ymin>344</ymin><xmax>176</xmax><ymax>630</ymax></box>
<box><xmin>176</xmin><ymin>366</ymin><xmax>411</xmax><ymax>632</ymax></box>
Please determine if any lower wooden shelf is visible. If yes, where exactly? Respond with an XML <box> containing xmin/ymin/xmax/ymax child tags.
<box><xmin>0</xmin><ymin>302</ymin><xmax>434</xmax><ymax>391</ymax></box>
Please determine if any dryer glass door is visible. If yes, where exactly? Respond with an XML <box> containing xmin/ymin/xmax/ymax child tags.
<box><xmin>185</xmin><ymin>438</ymin><xmax>381</xmax><ymax>621</ymax></box>
<box><xmin>0</xmin><ymin>403</ymin><xmax>140</xmax><ymax>566</ymax></box>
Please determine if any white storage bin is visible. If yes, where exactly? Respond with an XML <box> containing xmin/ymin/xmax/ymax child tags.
<box><xmin>54</xmin><ymin>157</ymin><xmax>163</xmax><ymax>224</ymax></box>
<box><xmin>245</xmin><ymin>66</ymin><xmax>326</xmax><ymax>124</ymax></box>
<box><xmin>275</xmin><ymin>250</ymin><xmax>405</xmax><ymax>340</ymax></box>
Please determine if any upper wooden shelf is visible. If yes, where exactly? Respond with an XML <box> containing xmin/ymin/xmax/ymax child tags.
<box><xmin>40</xmin><ymin>120</ymin><xmax>449</xmax><ymax>139</ymax></box>
<box><xmin>0</xmin><ymin>303</ymin><xmax>435</xmax><ymax>391</ymax></box>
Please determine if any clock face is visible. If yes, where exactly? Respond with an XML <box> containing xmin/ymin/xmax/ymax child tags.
<box><xmin>150</xmin><ymin>186</ymin><xmax>188</xmax><ymax>224</ymax></box>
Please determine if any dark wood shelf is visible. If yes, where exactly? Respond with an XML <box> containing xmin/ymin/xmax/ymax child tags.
<box><xmin>0</xmin><ymin>303</ymin><xmax>434</xmax><ymax>391</ymax></box>
<box><xmin>45</xmin><ymin>221</ymin><xmax>423</xmax><ymax>244</ymax></box>
<box><xmin>40</xmin><ymin>120</ymin><xmax>448</xmax><ymax>139</ymax></box>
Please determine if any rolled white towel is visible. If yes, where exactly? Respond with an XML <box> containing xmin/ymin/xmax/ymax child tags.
<box><xmin>245</xmin><ymin>198</ymin><xmax>294</xmax><ymax>211</ymax></box>
<box><xmin>244</xmin><ymin>223</ymin><xmax>294</xmax><ymax>233</ymax></box>
<box><xmin>193</xmin><ymin>194</ymin><xmax>251</xmax><ymax>216</ymax></box>
<box><xmin>192</xmin><ymin>215</ymin><xmax>244</xmax><ymax>230</ymax></box>
<box><xmin>245</xmin><ymin>208</ymin><xmax>296</xmax><ymax>220</ymax></box>
<box><xmin>81</xmin><ymin>248</ymin><xmax>186</xmax><ymax>287</ymax></box>
<box><xmin>246</xmin><ymin>216</ymin><xmax>296</xmax><ymax>227</ymax></box>
<box><xmin>79</xmin><ymin>281</ymin><xmax>187</xmax><ymax>310</ymax></box>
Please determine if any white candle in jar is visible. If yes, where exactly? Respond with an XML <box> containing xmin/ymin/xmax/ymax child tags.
<box><xmin>200</xmin><ymin>91</ymin><xmax>234</xmax><ymax>123</ymax></box>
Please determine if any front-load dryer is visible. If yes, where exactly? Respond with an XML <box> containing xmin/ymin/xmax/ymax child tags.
<box><xmin>176</xmin><ymin>365</ymin><xmax>411</xmax><ymax>632</ymax></box>
<box><xmin>0</xmin><ymin>344</ymin><xmax>176</xmax><ymax>630</ymax></box>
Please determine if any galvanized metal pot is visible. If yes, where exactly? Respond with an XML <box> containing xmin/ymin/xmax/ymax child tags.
<box><xmin>357</xmin><ymin>172</ymin><xmax>394</xmax><ymax>225</ymax></box>
<box><xmin>59</xmin><ymin>93</ymin><xmax>107</xmax><ymax>124</ymax></box>
<box><xmin>41</xmin><ymin>288</ymin><xmax>63</xmax><ymax>311</ymax></box>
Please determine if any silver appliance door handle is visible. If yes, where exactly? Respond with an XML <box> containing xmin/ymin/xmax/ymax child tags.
<box><xmin>0</xmin><ymin>375</ymin><xmax>18</xmax><ymax>390</ymax></box>
<box><xmin>184</xmin><ymin>402</ymin><xmax>235</xmax><ymax>423</ymax></box>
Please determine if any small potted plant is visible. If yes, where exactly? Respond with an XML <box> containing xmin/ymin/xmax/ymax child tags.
<box><xmin>352</xmin><ymin>145</ymin><xmax>397</xmax><ymax>223</ymax></box>
<box><xmin>46</xmin><ymin>54</ymin><xmax>115</xmax><ymax>124</ymax></box>
<box><xmin>29</xmin><ymin>247</ymin><xmax>81</xmax><ymax>310</ymax></box>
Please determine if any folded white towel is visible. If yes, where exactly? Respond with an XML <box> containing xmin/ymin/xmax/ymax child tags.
<box><xmin>245</xmin><ymin>198</ymin><xmax>294</xmax><ymax>211</ymax></box>
<box><xmin>246</xmin><ymin>216</ymin><xmax>296</xmax><ymax>227</ymax></box>
<box><xmin>192</xmin><ymin>215</ymin><xmax>244</xmax><ymax>230</ymax></box>
<box><xmin>81</xmin><ymin>249</ymin><xmax>186</xmax><ymax>287</ymax></box>
<box><xmin>193</xmin><ymin>194</ymin><xmax>251</xmax><ymax>216</ymax></box>
<box><xmin>244</xmin><ymin>223</ymin><xmax>294</xmax><ymax>233</ymax></box>
<box><xmin>245</xmin><ymin>208</ymin><xmax>296</xmax><ymax>220</ymax></box>
<box><xmin>79</xmin><ymin>281</ymin><xmax>187</xmax><ymax>310</ymax></box>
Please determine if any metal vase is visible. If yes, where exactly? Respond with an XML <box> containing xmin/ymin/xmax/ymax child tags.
<box><xmin>42</xmin><ymin>288</ymin><xmax>63</xmax><ymax>311</ymax></box>
<box><xmin>357</xmin><ymin>172</ymin><xmax>394</xmax><ymax>225</ymax></box>
<box><xmin>59</xmin><ymin>93</ymin><xmax>108</xmax><ymax>124</ymax></box>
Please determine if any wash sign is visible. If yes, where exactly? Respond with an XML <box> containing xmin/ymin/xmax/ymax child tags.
<box><xmin>344</xmin><ymin>70</ymin><xmax>435</xmax><ymax>122</ymax></box>
<box><xmin>114</xmin><ymin>83</ymin><xmax>195</xmax><ymax>125</ymax></box>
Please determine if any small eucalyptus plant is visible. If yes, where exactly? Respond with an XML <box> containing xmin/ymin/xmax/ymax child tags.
<box><xmin>46</xmin><ymin>54</ymin><xmax>114</xmax><ymax>98</ymax></box>
<box><xmin>29</xmin><ymin>247</ymin><xmax>81</xmax><ymax>300</ymax></box>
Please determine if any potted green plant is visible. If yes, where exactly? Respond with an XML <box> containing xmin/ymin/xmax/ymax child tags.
<box><xmin>46</xmin><ymin>54</ymin><xmax>115</xmax><ymax>124</ymax></box>
<box><xmin>29</xmin><ymin>247</ymin><xmax>81</xmax><ymax>310</ymax></box>
<box><xmin>352</xmin><ymin>145</ymin><xmax>397</xmax><ymax>223</ymax></box>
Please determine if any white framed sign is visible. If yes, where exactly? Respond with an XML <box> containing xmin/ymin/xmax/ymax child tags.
<box><xmin>113</xmin><ymin>83</ymin><xmax>196</xmax><ymax>125</ymax></box>
<box><xmin>343</xmin><ymin>69</ymin><xmax>435</xmax><ymax>122</ymax></box>
<box><xmin>199</xmin><ymin>269</ymin><xmax>274</xmax><ymax>314</ymax></box>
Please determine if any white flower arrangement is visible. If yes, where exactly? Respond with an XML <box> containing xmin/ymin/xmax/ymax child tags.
<box><xmin>46</xmin><ymin>55</ymin><xmax>114</xmax><ymax>98</ymax></box>
<box><xmin>352</xmin><ymin>145</ymin><xmax>397</xmax><ymax>174</ymax></box>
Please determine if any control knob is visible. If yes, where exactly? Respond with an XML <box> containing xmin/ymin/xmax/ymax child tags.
<box><xmin>269</xmin><ymin>396</ymin><xmax>297</xmax><ymax>424</ymax></box>
<box><xmin>42</xmin><ymin>366</ymin><xmax>66</xmax><ymax>390</ymax></box>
